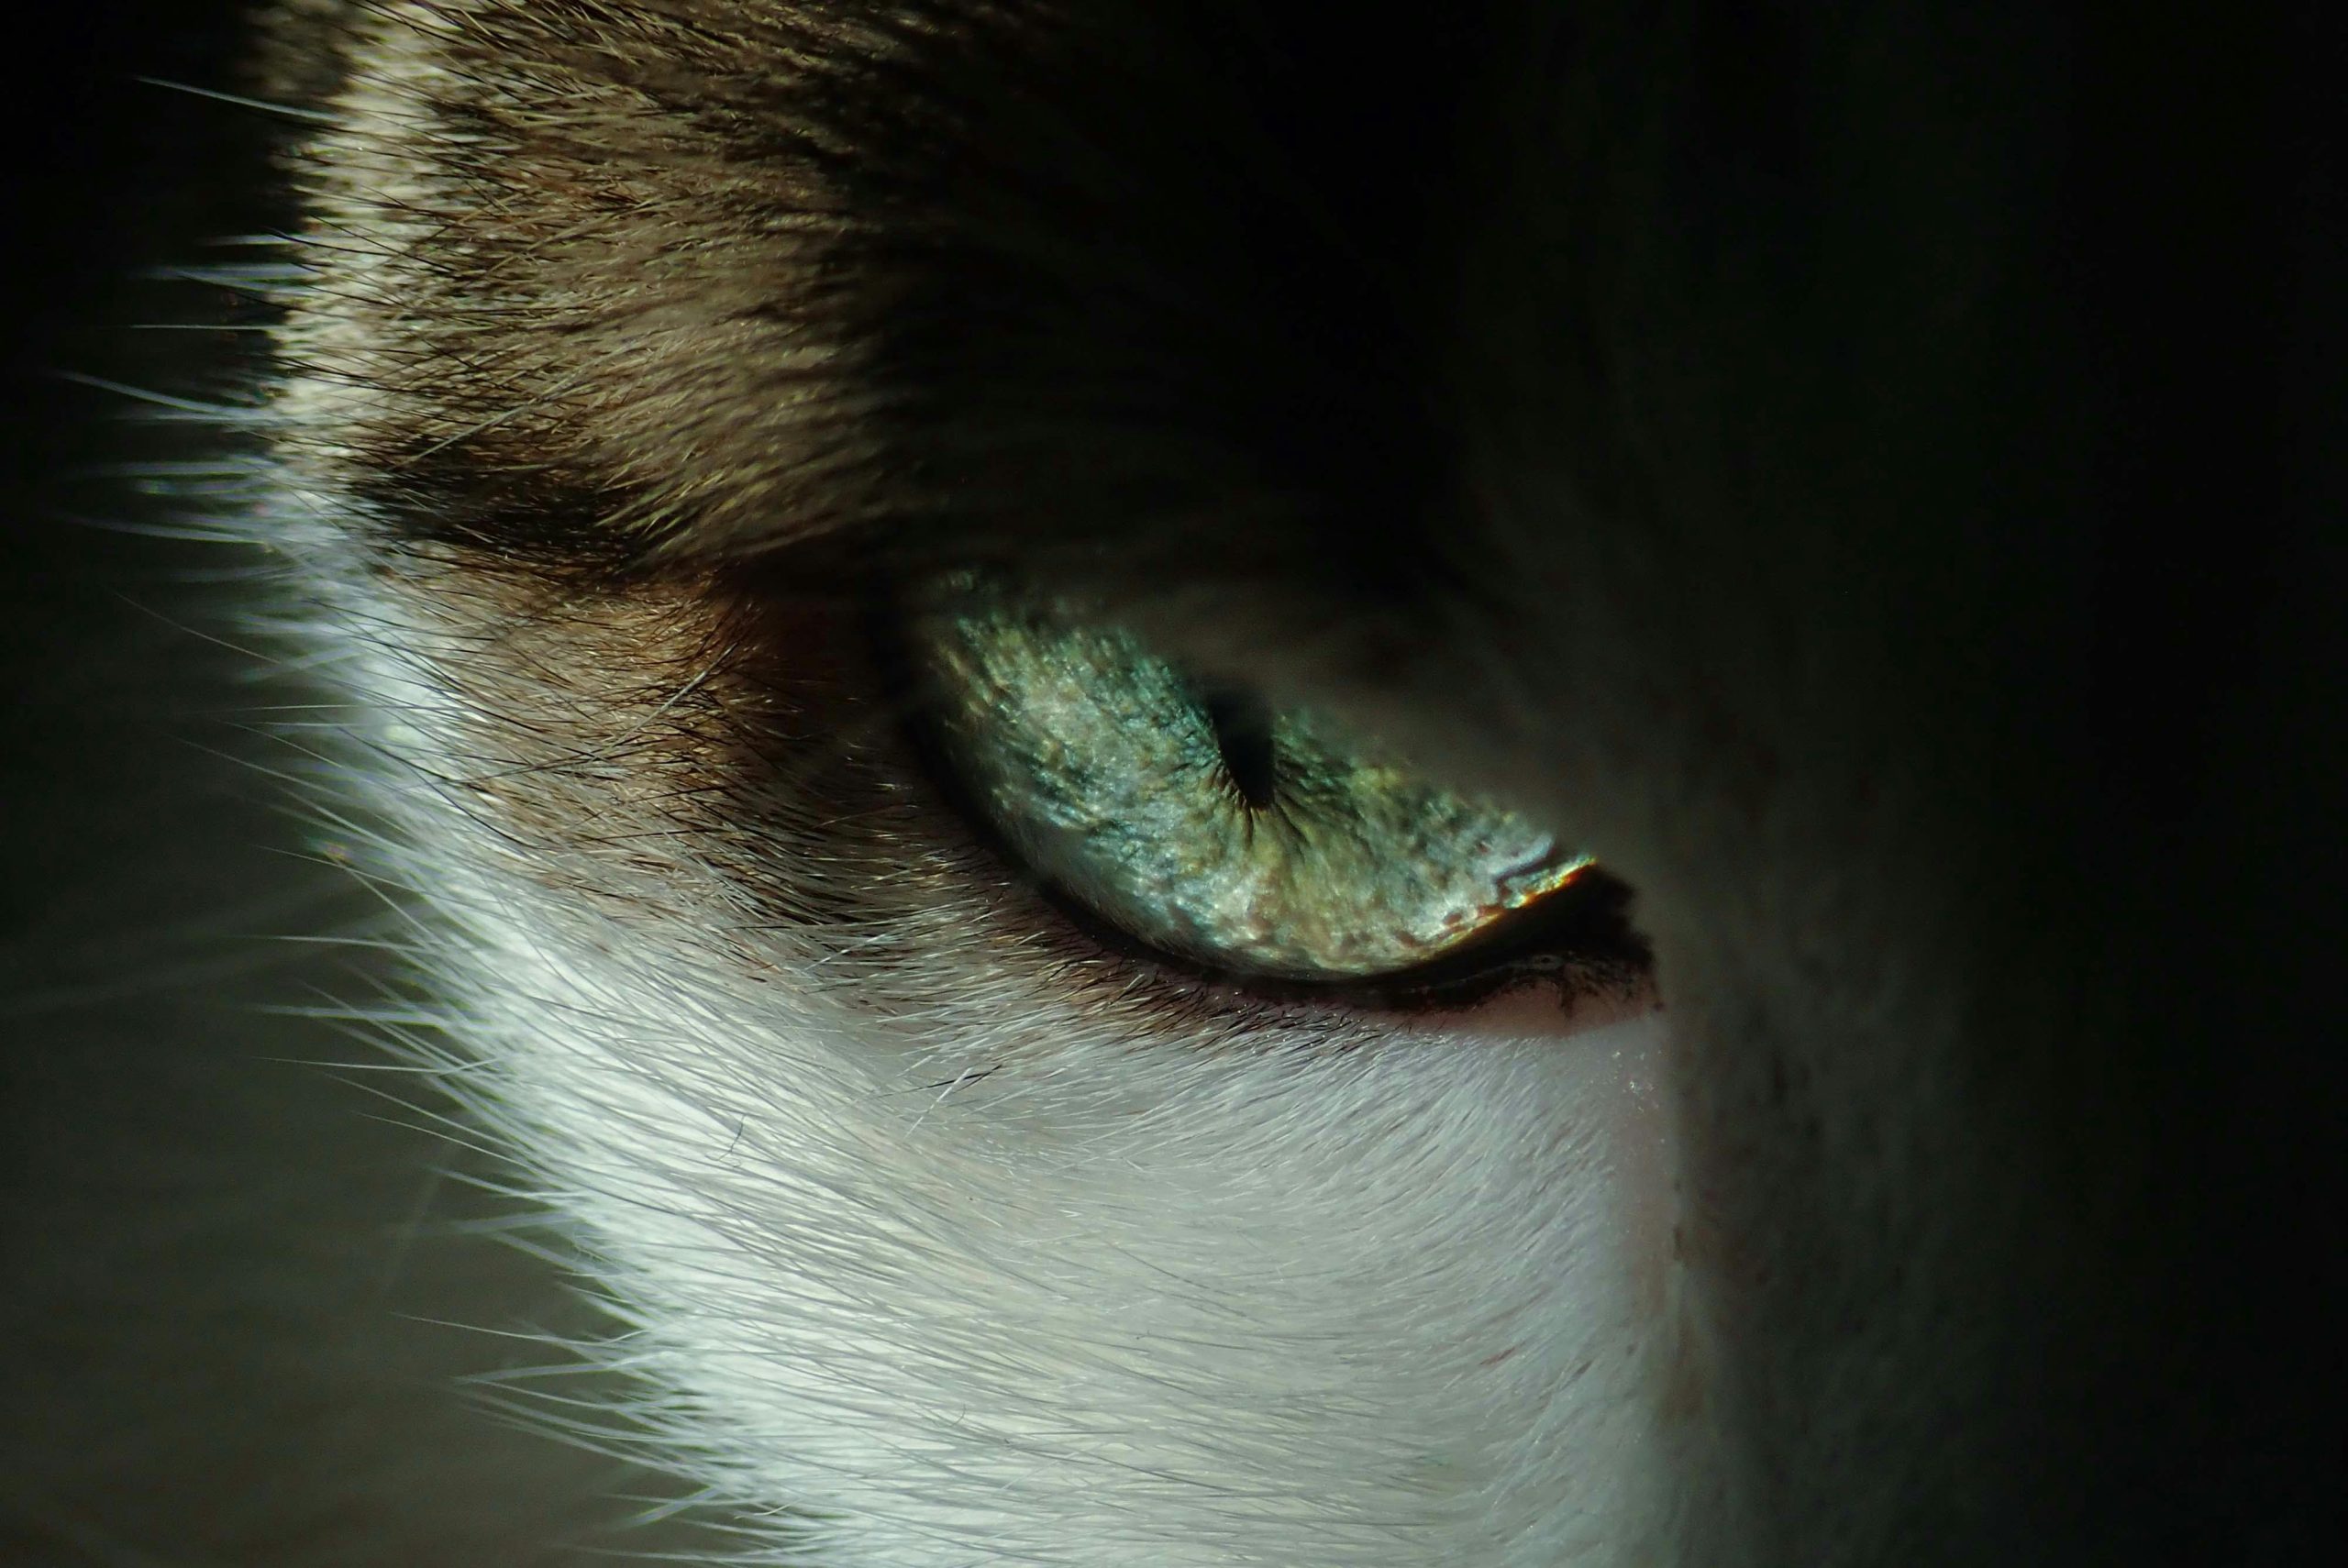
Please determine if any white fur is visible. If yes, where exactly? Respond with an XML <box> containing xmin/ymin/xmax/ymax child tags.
<box><xmin>246</xmin><ymin>467</ymin><xmax>1685</xmax><ymax>1563</ymax></box>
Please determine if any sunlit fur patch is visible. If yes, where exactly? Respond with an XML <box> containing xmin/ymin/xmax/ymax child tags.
<box><xmin>250</xmin><ymin>481</ymin><xmax>1687</xmax><ymax>1564</ymax></box>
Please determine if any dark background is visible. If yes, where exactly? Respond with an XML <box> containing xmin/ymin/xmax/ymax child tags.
<box><xmin>5</xmin><ymin>0</ymin><xmax>266</xmax><ymax>899</ymax></box>
<box><xmin>6</xmin><ymin>0</ymin><xmax>260</xmax><ymax>513</ymax></box>
<box><xmin>1</xmin><ymin>14</ymin><xmax>721</xmax><ymax>1560</ymax></box>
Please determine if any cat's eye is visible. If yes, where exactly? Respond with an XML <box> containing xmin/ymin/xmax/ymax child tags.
<box><xmin>912</xmin><ymin>575</ymin><xmax>1598</xmax><ymax>985</ymax></box>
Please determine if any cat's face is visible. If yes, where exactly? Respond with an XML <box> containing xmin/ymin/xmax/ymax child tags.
<box><xmin>260</xmin><ymin>3</ymin><xmax>2334</xmax><ymax>1563</ymax></box>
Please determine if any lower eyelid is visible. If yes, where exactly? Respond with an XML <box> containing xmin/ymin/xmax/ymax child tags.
<box><xmin>1412</xmin><ymin>971</ymin><xmax>1666</xmax><ymax>1043</ymax></box>
<box><xmin>1019</xmin><ymin>899</ymin><xmax>1657</xmax><ymax>1039</ymax></box>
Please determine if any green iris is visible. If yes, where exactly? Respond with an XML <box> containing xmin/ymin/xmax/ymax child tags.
<box><xmin>918</xmin><ymin>580</ymin><xmax>1590</xmax><ymax>982</ymax></box>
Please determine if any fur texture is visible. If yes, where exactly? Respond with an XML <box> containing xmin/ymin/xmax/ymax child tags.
<box><xmin>11</xmin><ymin>2</ymin><xmax>2335</xmax><ymax>1563</ymax></box>
<box><xmin>257</xmin><ymin>6</ymin><xmax>1687</xmax><ymax>1561</ymax></box>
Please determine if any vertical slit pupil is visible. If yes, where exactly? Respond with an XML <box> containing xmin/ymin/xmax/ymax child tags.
<box><xmin>1202</xmin><ymin>686</ymin><xmax>1279</xmax><ymax>807</ymax></box>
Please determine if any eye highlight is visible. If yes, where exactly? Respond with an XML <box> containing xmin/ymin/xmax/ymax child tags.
<box><xmin>914</xmin><ymin>576</ymin><xmax>1594</xmax><ymax>984</ymax></box>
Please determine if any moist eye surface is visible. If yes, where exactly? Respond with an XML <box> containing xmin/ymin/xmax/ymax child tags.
<box><xmin>915</xmin><ymin>575</ymin><xmax>1593</xmax><ymax>982</ymax></box>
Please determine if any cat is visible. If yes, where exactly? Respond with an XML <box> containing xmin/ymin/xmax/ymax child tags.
<box><xmin>6</xmin><ymin>2</ymin><xmax>2336</xmax><ymax>1563</ymax></box>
